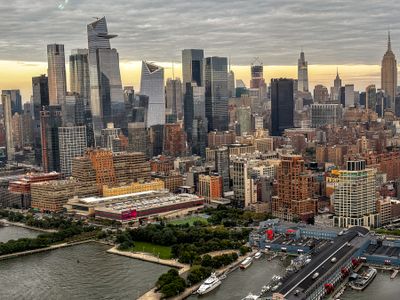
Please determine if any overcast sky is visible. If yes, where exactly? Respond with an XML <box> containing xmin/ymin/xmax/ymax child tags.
<box><xmin>0</xmin><ymin>0</ymin><xmax>399</xmax><ymax>65</ymax></box>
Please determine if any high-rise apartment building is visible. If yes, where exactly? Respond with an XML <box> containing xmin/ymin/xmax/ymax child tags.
<box><xmin>297</xmin><ymin>51</ymin><xmax>309</xmax><ymax>92</ymax></box>
<box><xmin>128</xmin><ymin>122</ymin><xmax>149</xmax><ymax>155</ymax></box>
<box><xmin>182</xmin><ymin>49</ymin><xmax>204</xmax><ymax>93</ymax></box>
<box><xmin>163</xmin><ymin>123</ymin><xmax>187</xmax><ymax>157</ymax></box>
<box><xmin>59</xmin><ymin>126</ymin><xmax>87</xmax><ymax>176</ymax></box>
<box><xmin>381</xmin><ymin>32</ymin><xmax>397</xmax><ymax>111</ymax></box>
<box><xmin>232</xmin><ymin>159</ymin><xmax>257</xmax><ymax>208</ymax></box>
<box><xmin>214</xmin><ymin>146</ymin><xmax>230</xmax><ymax>192</ymax></box>
<box><xmin>344</xmin><ymin>84</ymin><xmax>355</xmax><ymax>107</ymax></box>
<box><xmin>272</xmin><ymin>155</ymin><xmax>316</xmax><ymax>221</ymax></box>
<box><xmin>165</xmin><ymin>78</ymin><xmax>183</xmax><ymax>119</ymax></box>
<box><xmin>198</xmin><ymin>174</ymin><xmax>223</xmax><ymax>203</ymax></box>
<box><xmin>366</xmin><ymin>84</ymin><xmax>377</xmax><ymax>111</ymax></box>
<box><xmin>47</xmin><ymin>44</ymin><xmax>67</xmax><ymax>105</ymax></box>
<box><xmin>140</xmin><ymin>61</ymin><xmax>165</xmax><ymax>127</ymax></box>
<box><xmin>228</xmin><ymin>70</ymin><xmax>235</xmax><ymax>98</ymax></box>
<box><xmin>11</xmin><ymin>113</ymin><xmax>23</xmax><ymax>150</ymax></box>
<box><xmin>1</xmin><ymin>94</ymin><xmax>15</xmax><ymax>161</ymax></box>
<box><xmin>40</xmin><ymin>105</ymin><xmax>62</xmax><ymax>172</ymax></box>
<box><xmin>333</xmin><ymin>160</ymin><xmax>379</xmax><ymax>228</ymax></box>
<box><xmin>204</xmin><ymin>56</ymin><xmax>229</xmax><ymax>131</ymax></box>
<box><xmin>1</xmin><ymin>90</ymin><xmax>22</xmax><ymax>114</ymax></box>
<box><xmin>69</xmin><ymin>49</ymin><xmax>90</xmax><ymax>105</ymax></box>
<box><xmin>87</xmin><ymin>17</ymin><xmax>124</xmax><ymax>139</ymax></box>
<box><xmin>236</xmin><ymin>106</ymin><xmax>252</xmax><ymax>135</ymax></box>
<box><xmin>271</xmin><ymin>78</ymin><xmax>294</xmax><ymax>136</ymax></box>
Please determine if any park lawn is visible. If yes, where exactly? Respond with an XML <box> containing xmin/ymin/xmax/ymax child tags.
<box><xmin>168</xmin><ymin>216</ymin><xmax>208</xmax><ymax>226</ymax></box>
<box><xmin>132</xmin><ymin>241</ymin><xmax>172</xmax><ymax>259</ymax></box>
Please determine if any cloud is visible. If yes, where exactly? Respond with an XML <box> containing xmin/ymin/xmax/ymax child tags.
<box><xmin>0</xmin><ymin>0</ymin><xmax>398</xmax><ymax>65</ymax></box>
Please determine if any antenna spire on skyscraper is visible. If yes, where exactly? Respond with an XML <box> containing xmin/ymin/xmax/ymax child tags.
<box><xmin>388</xmin><ymin>30</ymin><xmax>392</xmax><ymax>51</ymax></box>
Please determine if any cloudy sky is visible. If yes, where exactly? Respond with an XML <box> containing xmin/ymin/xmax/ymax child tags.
<box><xmin>0</xmin><ymin>0</ymin><xmax>399</xmax><ymax>99</ymax></box>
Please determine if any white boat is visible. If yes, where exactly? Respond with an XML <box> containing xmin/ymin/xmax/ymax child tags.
<box><xmin>254</xmin><ymin>251</ymin><xmax>263</xmax><ymax>259</ymax></box>
<box><xmin>349</xmin><ymin>267</ymin><xmax>377</xmax><ymax>291</ymax></box>
<box><xmin>240</xmin><ymin>257</ymin><xmax>253</xmax><ymax>269</ymax></box>
<box><xmin>196</xmin><ymin>273</ymin><xmax>221</xmax><ymax>295</ymax></box>
<box><xmin>241</xmin><ymin>292</ymin><xmax>259</xmax><ymax>300</ymax></box>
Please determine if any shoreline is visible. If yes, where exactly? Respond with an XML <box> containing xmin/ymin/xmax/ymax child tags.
<box><xmin>0</xmin><ymin>219</ymin><xmax>57</xmax><ymax>233</ymax></box>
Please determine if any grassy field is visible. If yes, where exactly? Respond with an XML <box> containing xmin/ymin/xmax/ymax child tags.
<box><xmin>167</xmin><ymin>215</ymin><xmax>208</xmax><ymax>226</ymax></box>
<box><xmin>132</xmin><ymin>241</ymin><xmax>172</xmax><ymax>259</ymax></box>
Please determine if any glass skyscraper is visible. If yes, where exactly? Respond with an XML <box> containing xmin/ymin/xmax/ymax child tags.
<box><xmin>182</xmin><ymin>49</ymin><xmax>204</xmax><ymax>93</ymax></box>
<box><xmin>69</xmin><ymin>49</ymin><xmax>90</xmax><ymax>106</ymax></box>
<box><xmin>204</xmin><ymin>56</ymin><xmax>229</xmax><ymax>132</ymax></box>
<box><xmin>87</xmin><ymin>17</ymin><xmax>124</xmax><ymax>140</ymax></box>
<box><xmin>271</xmin><ymin>78</ymin><xmax>294</xmax><ymax>136</ymax></box>
<box><xmin>140</xmin><ymin>61</ymin><xmax>165</xmax><ymax>127</ymax></box>
<box><xmin>47</xmin><ymin>44</ymin><xmax>67</xmax><ymax>105</ymax></box>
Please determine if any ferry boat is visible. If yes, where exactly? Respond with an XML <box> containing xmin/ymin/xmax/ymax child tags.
<box><xmin>254</xmin><ymin>251</ymin><xmax>263</xmax><ymax>259</ymax></box>
<box><xmin>241</xmin><ymin>292</ymin><xmax>259</xmax><ymax>300</ymax></box>
<box><xmin>349</xmin><ymin>267</ymin><xmax>377</xmax><ymax>291</ymax></box>
<box><xmin>240</xmin><ymin>257</ymin><xmax>253</xmax><ymax>269</ymax></box>
<box><xmin>196</xmin><ymin>273</ymin><xmax>221</xmax><ymax>295</ymax></box>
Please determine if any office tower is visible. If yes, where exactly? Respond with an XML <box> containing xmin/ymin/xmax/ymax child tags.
<box><xmin>128</xmin><ymin>122</ymin><xmax>149</xmax><ymax>155</ymax></box>
<box><xmin>204</xmin><ymin>56</ymin><xmax>229</xmax><ymax>131</ymax></box>
<box><xmin>40</xmin><ymin>105</ymin><xmax>62</xmax><ymax>172</ymax></box>
<box><xmin>333</xmin><ymin>160</ymin><xmax>379</xmax><ymax>228</ymax></box>
<box><xmin>59</xmin><ymin>126</ymin><xmax>87</xmax><ymax>176</ymax></box>
<box><xmin>11</xmin><ymin>113</ymin><xmax>23</xmax><ymax>150</ymax></box>
<box><xmin>313</xmin><ymin>84</ymin><xmax>329</xmax><ymax>103</ymax></box>
<box><xmin>214</xmin><ymin>147</ymin><xmax>230</xmax><ymax>192</ymax></box>
<box><xmin>236</xmin><ymin>106</ymin><xmax>252</xmax><ymax>135</ymax></box>
<box><xmin>69</xmin><ymin>49</ymin><xmax>90</xmax><ymax>105</ymax></box>
<box><xmin>140</xmin><ymin>61</ymin><xmax>165</xmax><ymax>127</ymax></box>
<box><xmin>297</xmin><ymin>51</ymin><xmax>309</xmax><ymax>92</ymax></box>
<box><xmin>165</xmin><ymin>78</ymin><xmax>183</xmax><ymax>119</ymax></box>
<box><xmin>163</xmin><ymin>123</ymin><xmax>187</xmax><ymax>157</ymax></box>
<box><xmin>101</xmin><ymin>123</ymin><xmax>121</xmax><ymax>150</ymax></box>
<box><xmin>1</xmin><ymin>95</ymin><xmax>15</xmax><ymax>161</ymax></box>
<box><xmin>47</xmin><ymin>44</ymin><xmax>67</xmax><ymax>105</ymax></box>
<box><xmin>366</xmin><ymin>85</ymin><xmax>377</xmax><ymax>111</ymax></box>
<box><xmin>32</xmin><ymin>75</ymin><xmax>49</xmax><ymax>164</ymax></box>
<box><xmin>228</xmin><ymin>70</ymin><xmax>235</xmax><ymax>98</ymax></box>
<box><xmin>381</xmin><ymin>32</ymin><xmax>397</xmax><ymax>111</ymax></box>
<box><xmin>1</xmin><ymin>90</ymin><xmax>22</xmax><ymax>114</ymax></box>
<box><xmin>87</xmin><ymin>17</ymin><xmax>124</xmax><ymax>139</ymax></box>
<box><xmin>84</xmin><ymin>107</ymin><xmax>95</xmax><ymax>148</ymax></box>
<box><xmin>271</xmin><ymin>78</ymin><xmax>294</xmax><ymax>136</ymax></box>
<box><xmin>330</xmin><ymin>68</ymin><xmax>342</xmax><ymax>102</ymax></box>
<box><xmin>272</xmin><ymin>155</ymin><xmax>316</xmax><ymax>221</ymax></box>
<box><xmin>344</xmin><ymin>84</ymin><xmax>355</xmax><ymax>107</ymax></box>
<box><xmin>182</xmin><ymin>49</ymin><xmax>204</xmax><ymax>93</ymax></box>
<box><xmin>311</xmin><ymin>104</ymin><xmax>342</xmax><ymax>128</ymax></box>
<box><xmin>22</xmin><ymin>103</ymin><xmax>34</xmax><ymax>146</ymax></box>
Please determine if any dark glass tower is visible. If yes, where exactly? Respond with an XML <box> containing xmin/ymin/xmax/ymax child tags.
<box><xmin>271</xmin><ymin>78</ymin><xmax>294</xmax><ymax>136</ymax></box>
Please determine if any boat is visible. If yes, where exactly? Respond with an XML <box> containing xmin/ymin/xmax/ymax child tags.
<box><xmin>241</xmin><ymin>292</ymin><xmax>259</xmax><ymax>300</ymax></box>
<box><xmin>240</xmin><ymin>257</ymin><xmax>253</xmax><ymax>269</ymax></box>
<box><xmin>196</xmin><ymin>273</ymin><xmax>221</xmax><ymax>295</ymax></box>
<box><xmin>349</xmin><ymin>267</ymin><xmax>377</xmax><ymax>291</ymax></box>
<box><xmin>254</xmin><ymin>251</ymin><xmax>263</xmax><ymax>259</ymax></box>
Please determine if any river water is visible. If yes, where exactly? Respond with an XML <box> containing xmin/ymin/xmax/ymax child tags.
<box><xmin>0</xmin><ymin>224</ymin><xmax>40</xmax><ymax>242</ymax></box>
<box><xmin>0</xmin><ymin>242</ymin><xmax>170</xmax><ymax>300</ymax></box>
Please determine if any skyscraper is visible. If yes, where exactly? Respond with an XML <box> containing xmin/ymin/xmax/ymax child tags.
<box><xmin>344</xmin><ymin>84</ymin><xmax>355</xmax><ymax>107</ymax></box>
<box><xmin>1</xmin><ymin>90</ymin><xmax>22</xmax><ymax>114</ymax></box>
<box><xmin>297</xmin><ymin>51</ymin><xmax>309</xmax><ymax>92</ymax></box>
<box><xmin>313</xmin><ymin>84</ymin><xmax>329</xmax><ymax>103</ymax></box>
<box><xmin>182</xmin><ymin>49</ymin><xmax>204</xmax><ymax>93</ymax></box>
<box><xmin>165</xmin><ymin>78</ymin><xmax>183</xmax><ymax>119</ymax></box>
<box><xmin>40</xmin><ymin>105</ymin><xmax>62</xmax><ymax>172</ymax></box>
<box><xmin>47</xmin><ymin>44</ymin><xmax>67</xmax><ymax>105</ymax></box>
<box><xmin>366</xmin><ymin>84</ymin><xmax>377</xmax><ymax>111</ymax></box>
<box><xmin>59</xmin><ymin>126</ymin><xmax>87</xmax><ymax>177</ymax></box>
<box><xmin>1</xmin><ymin>94</ymin><xmax>15</xmax><ymax>161</ymax></box>
<box><xmin>140</xmin><ymin>61</ymin><xmax>165</xmax><ymax>127</ymax></box>
<box><xmin>271</xmin><ymin>78</ymin><xmax>294</xmax><ymax>136</ymax></box>
<box><xmin>214</xmin><ymin>147</ymin><xmax>230</xmax><ymax>193</ymax></box>
<box><xmin>204</xmin><ymin>56</ymin><xmax>229</xmax><ymax>131</ymax></box>
<box><xmin>333</xmin><ymin>160</ymin><xmax>379</xmax><ymax>228</ymax></box>
<box><xmin>69</xmin><ymin>49</ymin><xmax>90</xmax><ymax>105</ymax></box>
<box><xmin>87</xmin><ymin>17</ymin><xmax>124</xmax><ymax>139</ymax></box>
<box><xmin>228</xmin><ymin>70</ymin><xmax>235</xmax><ymax>98</ymax></box>
<box><xmin>32</xmin><ymin>75</ymin><xmax>49</xmax><ymax>164</ymax></box>
<box><xmin>330</xmin><ymin>68</ymin><xmax>342</xmax><ymax>103</ymax></box>
<box><xmin>381</xmin><ymin>32</ymin><xmax>397</xmax><ymax>111</ymax></box>
<box><xmin>250</xmin><ymin>63</ymin><xmax>265</xmax><ymax>89</ymax></box>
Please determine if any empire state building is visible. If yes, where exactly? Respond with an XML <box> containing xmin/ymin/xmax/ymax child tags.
<box><xmin>381</xmin><ymin>32</ymin><xmax>397</xmax><ymax>110</ymax></box>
